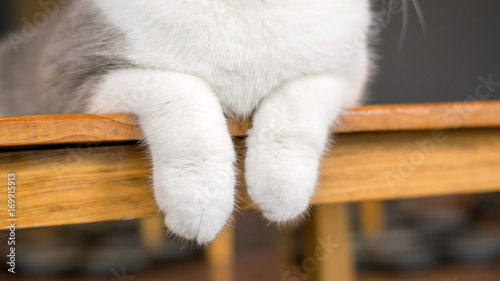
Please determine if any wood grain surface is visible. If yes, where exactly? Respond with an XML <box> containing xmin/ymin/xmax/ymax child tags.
<box><xmin>1</xmin><ymin>101</ymin><xmax>500</xmax><ymax>147</ymax></box>
<box><xmin>1</xmin><ymin>128</ymin><xmax>499</xmax><ymax>230</ymax></box>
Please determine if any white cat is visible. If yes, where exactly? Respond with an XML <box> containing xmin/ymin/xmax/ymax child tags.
<box><xmin>0</xmin><ymin>0</ymin><xmax>372</xmax><ymax>244</ymax></box>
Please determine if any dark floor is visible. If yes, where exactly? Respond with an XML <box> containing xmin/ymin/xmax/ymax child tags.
<box><xmin>1</xmin><ymin>254</ymin><xmax>499</xmax><ymax>281</ymax></box>
<box><xmin>1</xmin><ymin>195</ymin><xmax>500</xmax><ymax>281</ymax></box>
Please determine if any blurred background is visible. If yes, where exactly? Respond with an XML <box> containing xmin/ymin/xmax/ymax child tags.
<box><xmin>0</xmin><ymin>0</ymin><xmax>499</xmax><ymax>280</ymax></box>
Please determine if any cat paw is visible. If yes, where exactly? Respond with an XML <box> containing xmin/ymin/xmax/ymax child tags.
<box><xmin>245</xmin><ymin>143</ymin><xmax>319</xmax><ymax>223</ymax></box>
<box><xmin>153</xmin><ymin>159</ymin><xmax>235</xmax><ymax>245</ymax></box>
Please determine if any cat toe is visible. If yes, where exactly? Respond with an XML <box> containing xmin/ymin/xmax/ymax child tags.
<box><xmin>163</xmin><ymin>201</ymin><xmax>231</xmax><ymax>244</ymax></box>
<box><xmin>245</xmin><ymin>148</ymin><xmax>319</xmax><ymax>223</ymax></box>
<box><xmin>153</xmin><ymin>161</ymin><xmax>235</xmax><ymax>245</ymax></box>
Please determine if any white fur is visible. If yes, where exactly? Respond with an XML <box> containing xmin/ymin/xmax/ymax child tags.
<box><xmin>91</xmin><ymin>0</ymin><xmax>370</xmax><ymax>117</ymax></box>
<box><xmin>245</xmin><ymin>73</ymin><xmax>355</xmax><ymax>222</ymax></box>
<box><xmin>89</xmin><ymin>70</ymin><xmax>236</xmax><ymax>244</ymax></box>
<box><xmin>88</xmin><ymin>0</ymin><xmax>372</xmax><ymax>243</ymax></box>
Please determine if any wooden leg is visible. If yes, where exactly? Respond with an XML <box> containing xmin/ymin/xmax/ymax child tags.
<box><xmin>139</xmin><ymin>217</ymin><xmax>165</xmax><ymax>257</ymax></box>
<box><xmin>307</xmin><ymin>204</ymin><xmax>356</xmax><ymax>281</ymax></box>
<box><xmin>207</xmin><ymin>228</ymin><xmax>235</xmax><ymax>281</ymax></box>
<box><xmin>360</xmin><ymin>201</ymin><xmax>385</xmax><ymax>237</ymax></box>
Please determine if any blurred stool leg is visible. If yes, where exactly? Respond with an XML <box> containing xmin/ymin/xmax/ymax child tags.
<box><xmin>139</xmin><ymin>216</ymin><xmax>165</xmax><ymax>257</ymax></box>
<box><xmin>360</xmin><ymin>201</ymin><xmax>386</xmax><ymax>237</ymax></box>
<box><xmin>207</xmin><ymin>228</ymin><xmax>235</xmax><ymax>281</ymax></box>
<box><xmin>308</xmin><ymin>204</ymin><xmax>356</xmax><ymax>281</ymax></box>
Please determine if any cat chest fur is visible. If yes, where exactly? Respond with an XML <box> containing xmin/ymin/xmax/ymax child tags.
<box><xmin>93</xmin><ymin>0</ymin><xmax>370</xmax><ymax>117</ymax></box>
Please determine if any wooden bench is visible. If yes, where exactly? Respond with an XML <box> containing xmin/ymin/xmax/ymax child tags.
<box><xmin>1</xmin><ymin>101</ymin><xmax>500</xmax><ymax>281</ymax></box>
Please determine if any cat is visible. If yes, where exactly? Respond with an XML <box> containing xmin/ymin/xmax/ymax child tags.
<box><xmin>0</xmin><ymin>0</ymin><xmax>372</xmax><ymax>244</ymax></box>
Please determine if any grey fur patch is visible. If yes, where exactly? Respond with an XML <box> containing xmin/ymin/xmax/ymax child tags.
<box><xmin>0</xmin><ymin>0</ymin><xmax>131</xmax><ymax>116</ymax></box>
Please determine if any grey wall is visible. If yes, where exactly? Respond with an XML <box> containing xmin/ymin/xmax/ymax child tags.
<box><xmin>0</xmin><ymin>1</ymin><xmax>13</xmax><ymax>37</ymax></box>
<box><xmin>370</xmin><ymin>0</ymin><xmax>500</xmax><ymax>104</ymax></box>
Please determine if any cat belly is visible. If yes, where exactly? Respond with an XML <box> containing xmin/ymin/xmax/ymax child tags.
<box><xmin>125</xmin><ymin>43</ymin><xmax>323</xmax><ymax>118</ymax></box>
<box><xmin>94</xmin><ymin>0</ymin><xmax>371</xmax><ymax>118</ymax></box>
